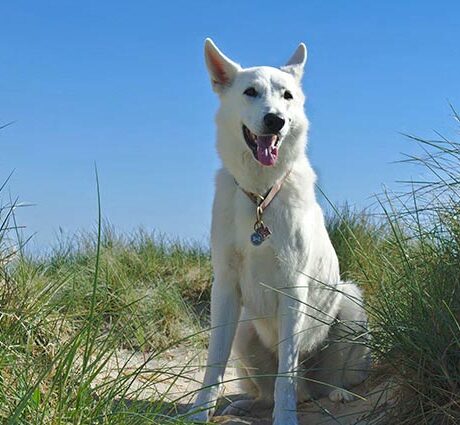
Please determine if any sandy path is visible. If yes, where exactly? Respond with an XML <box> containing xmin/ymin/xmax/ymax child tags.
<box><xmin>95</xmin><ymin>346</ymin><xmax>396</xmax><ymax>424</ymax></box>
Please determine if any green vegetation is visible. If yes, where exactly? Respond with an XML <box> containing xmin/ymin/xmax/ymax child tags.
<box><xmin>1</xmin><ymin>176</ymin><xmax>208</xmax><ymax>424</ymax></box>
<box><xmin>0</xmin><ymin>115</ymin><xmax>459</xmax><ymax>424</ymax></box>
<box><xmin>15</xmin><ymin>225</ymin><xmax>211</xmax><ymax>352</ymax></box>
<box><xmin>326</xmin><ymin>117</ymin><xmax>460</xmax><ymax>424</ymax></box>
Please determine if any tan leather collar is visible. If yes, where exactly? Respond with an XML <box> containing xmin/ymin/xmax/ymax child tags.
<box><xmin>234</xmin><ymin>170</ymin><xmax>291</xmax><ymax>245</ymax></box>
<box><xmin>234</xmin><ymin>169</ymin><xmax>292</xmax><ymax>214</ymax></box>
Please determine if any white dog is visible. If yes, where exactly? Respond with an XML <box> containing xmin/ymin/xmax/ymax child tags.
<box><xmin>189</xmin><ymin>39</ymin><xmax>370</xmax><ymax>425</ymax></box>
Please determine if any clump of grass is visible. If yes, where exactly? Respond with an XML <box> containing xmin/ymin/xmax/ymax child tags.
<box><xmin>13</xmin><ymin>224</ymin><xmax>211</xmax><ymax>352</ymax></box>
<box><xmin>0</xmin><ymin>174</ymin><xmax>197</xmax><ymax>424</ymax></box>
<box><xmin>371</xmin><ymin>125</ymin><xmax>460</xmax><ymax>424</ymax></box>
<box><xmin>327</xmin><ymin>112</ymin><xmax>460</xmax><ymax>424</ymax></box>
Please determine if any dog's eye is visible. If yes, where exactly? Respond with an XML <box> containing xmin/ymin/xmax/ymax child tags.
<box><xmin>283</xmin><ymin>90</ymin><xmax>293</xmax><ymax>100</ymax></box>
<box><xmin>243</xmin><ymin>87</ymin><xmax>258</xmax><ymax>97</ymax></box>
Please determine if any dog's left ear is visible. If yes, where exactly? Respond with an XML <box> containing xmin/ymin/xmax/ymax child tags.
<box><xmin>281</xmin><ymin>43</ymin><xmax>307</xmax><ymax>81</ymax></box>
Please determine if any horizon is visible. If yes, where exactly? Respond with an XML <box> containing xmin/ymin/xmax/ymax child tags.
<box><xmin>1</xmin><ymin>1</ymin><xmax>459</xmax><ymax>251</ymax></box>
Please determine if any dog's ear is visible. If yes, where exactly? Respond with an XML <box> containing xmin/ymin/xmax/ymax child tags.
<box><xmin>281</xmin><ymin>43</ymin><xmax>307</xmax><ymax>81</ymax></box>
<box><xmin>204</xmin><ymin>38</ymin><xmax>241</xmax><ymax>93</ymax></box>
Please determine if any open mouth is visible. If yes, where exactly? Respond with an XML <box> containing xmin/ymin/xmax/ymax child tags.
<box><xmin>242</xmin><ymin>125</ymin><xmax>280</xmax><ymax>166</ymax></box>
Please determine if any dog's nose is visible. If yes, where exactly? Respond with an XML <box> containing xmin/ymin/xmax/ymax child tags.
<box><xmin>263</xmin><ymin>113</ymin><xmax>285</xmax><ymax>133</ymax></box>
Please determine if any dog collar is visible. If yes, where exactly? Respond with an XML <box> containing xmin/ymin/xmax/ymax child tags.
<box><xmin>234</xmin><ymin>170</ymin><xmax>291</xmax><ymax>246</ymax></box>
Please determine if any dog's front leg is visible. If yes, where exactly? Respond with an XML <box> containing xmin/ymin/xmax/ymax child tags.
<box><xmin>273</xmin><ymin>292</ymin><xmax>305</xmax><ymax>425</ymax></box>
<box><xmin>188</xmin><ymin>277</ymin><xmax>241</xmax><ymax>422</ymax></box>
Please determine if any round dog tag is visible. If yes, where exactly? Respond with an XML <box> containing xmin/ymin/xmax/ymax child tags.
<box><xmin>250</xmin><ymin>231</ymin><xmax>264</xmax><ymax>246</ymax></box>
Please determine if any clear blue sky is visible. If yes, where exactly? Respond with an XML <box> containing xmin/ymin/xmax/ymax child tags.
<box><xmin>1</xmin><ymin>1</ymin><xmax>459</xmax><ymax>249</ymax></box>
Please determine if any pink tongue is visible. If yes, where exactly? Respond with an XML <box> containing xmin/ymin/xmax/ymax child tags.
<box><xmin>256</xmin><ymin>135</ymin><xmax>278</xmax><ymax>166</ymax></box>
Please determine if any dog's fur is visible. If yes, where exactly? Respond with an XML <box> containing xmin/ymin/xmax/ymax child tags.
<box><xmin>189</xmin><ymin>39</ymin><xmax>370</xmax><ymax>425</ymax></box>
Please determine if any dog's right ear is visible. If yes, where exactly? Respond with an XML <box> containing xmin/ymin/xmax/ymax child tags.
<box><xmin>281</xmin><ymin>43</ymin><xmax>307</xmax><ymax>81</ymax></box>
<box><xmin>204</xmin><ymin>38</ymin><xmax>241</xmax><ymax>94</ymax></box>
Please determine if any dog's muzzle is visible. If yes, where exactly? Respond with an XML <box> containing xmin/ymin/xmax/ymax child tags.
<box><xmin>243</xmin><ymin>125</ymin><xmax>280</xmax><ymax>166</ymax></box>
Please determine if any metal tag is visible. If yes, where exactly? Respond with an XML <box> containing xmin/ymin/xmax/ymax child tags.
<box><xmin>250</xmin><ymin>224</ymin><xmax>271</xmax><ymax>246</ymax></box>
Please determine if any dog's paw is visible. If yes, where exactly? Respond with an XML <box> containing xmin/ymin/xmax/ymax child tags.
<box><xmin>328</xmin><ymin>388</ymin><xmax>355</xmax><ymax>403</ymax></box>
<box><xmin>222</xmin><ymin>398</ymin><xmax>272</xmax><ymax>418</ymax></box>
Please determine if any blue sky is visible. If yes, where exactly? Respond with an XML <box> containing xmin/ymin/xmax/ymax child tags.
<box><xmin>1</xmin><ymin>1</ymin><xmax>459</xmax><ymax>249</ymax></box>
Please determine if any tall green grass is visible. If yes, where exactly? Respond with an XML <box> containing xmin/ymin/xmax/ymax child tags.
<box><xmin>14</xmin><ymin>224</ymin><xmax>211</xmax><ymax>352</ymax></box>
<box><xmin>325</xmin><ymin>114</ymin><xmax>460</xmax><ymax>424</ymax></box>
<box><xmin>0</xmin><ymin>173</ymin><xmax>205</xmax><ymax>424</ymax></box>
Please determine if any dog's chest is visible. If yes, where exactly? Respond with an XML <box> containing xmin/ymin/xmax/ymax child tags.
<box><xmin>232</xmin><ymin>194</ymin><xmax>284</xmax><ymax>315</ymax></box>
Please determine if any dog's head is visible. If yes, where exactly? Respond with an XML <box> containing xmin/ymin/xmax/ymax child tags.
<box><xmin>204</xmin><ymin>38</ymin><xmax>309</xmax><ymax>173</ymax></box>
